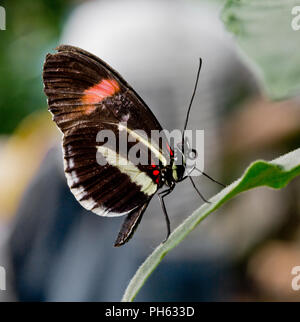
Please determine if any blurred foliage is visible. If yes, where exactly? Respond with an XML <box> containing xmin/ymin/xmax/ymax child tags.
<box><xmin>0</xmin><ymin>0</ymin><xmax>79</xmax><ymax>134</ymax></box>
<box><xmin>222</xmin><ymin>0</ymin><xmax>300</xmax><ymax>100</ymax></box>
<box><xmin>0</xmin><ymin>111</ymin><xmax>58</xmax><ymax>219</ymax></box>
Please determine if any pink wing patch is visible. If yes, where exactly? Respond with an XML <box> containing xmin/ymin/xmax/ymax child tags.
<box><xmin>81</xmin><ymin>79</ymin><xmax>120</xmax><ymax>114</ymax></box>
<box><xmin>166</xmin><ymin>143</ymin><xmax>174</xmax><ymax>156</ymax></box>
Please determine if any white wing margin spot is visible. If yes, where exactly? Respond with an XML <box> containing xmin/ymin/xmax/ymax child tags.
<box><xmin>63</xmin><ymin>145</ymin><xmax>157</xmax><ymax>217</ymax></box>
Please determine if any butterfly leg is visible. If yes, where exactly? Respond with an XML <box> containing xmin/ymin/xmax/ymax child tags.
<box><xmin>158</xmin><ymin>186</ymin><xmax>174</xmax><ymax>243</ymax></box>
<box><xmin>178</xmin><ymin>166</ymin><xmax>210</xmax><ymax>203</ymax></box>
<box><xmin>188</xmin><ymin>176</ymin><xmax>211</xmax><ymax>203</ymax></box>
<box><xmin>193</xmin><ymin>167</ymin><xmax>225</xmax><ymax>187</ymax></box>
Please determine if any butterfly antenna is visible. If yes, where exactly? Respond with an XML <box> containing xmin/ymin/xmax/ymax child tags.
<box><xmin>182</xmin><ymin>58</ymin><xmax>203</xmax><ymax>147</ymax></box>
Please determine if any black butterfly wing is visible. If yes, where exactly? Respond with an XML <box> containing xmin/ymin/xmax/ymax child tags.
<box><xmin>114</xmin><ymin>200</ymin><xmax>151</xmax><ymax>247</ymax></box>
<box><xmin>43</xmin><ymin>45</ymin><xmax>170</xmax><ymax>245</ymax></box>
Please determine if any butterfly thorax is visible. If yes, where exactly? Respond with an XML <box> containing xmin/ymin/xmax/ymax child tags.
<box><xmin>163</xmin><ymin>147</ymin><xmax>186</xmax><ymax>187</ymax></box>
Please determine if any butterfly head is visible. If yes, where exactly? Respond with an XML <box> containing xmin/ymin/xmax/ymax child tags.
<box><xmin>171</xmin><ymin>162</ymin><xmax>185</xmax><ymax>183</ymax></box>
<box><xmin>171</xmin><ymin>141</ymin><xmax>198</xmax><ymax>183</ymax></box>
<box><xmin>170</xmin><ymin>145</ymin><xmax>185</xmax><ymax>182</ymax></box>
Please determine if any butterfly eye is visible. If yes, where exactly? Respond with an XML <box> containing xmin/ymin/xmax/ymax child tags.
<box><xmin>188</xmin><ymin>148</ymin><xmax>197</xmax><ymax>160</ymax></box>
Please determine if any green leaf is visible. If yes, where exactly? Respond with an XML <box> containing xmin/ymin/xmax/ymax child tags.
<box><xmin>222</xmin><ymin>0</ymin><xmax>300</xmax><ymax>100</ymax></box>
<box><xmin>122</xmin><ymin>148</ymin><xmax>300</xmax><ymax>302</ymax></box>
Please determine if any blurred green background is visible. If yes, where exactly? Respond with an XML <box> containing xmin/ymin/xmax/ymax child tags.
<box><xmin>0</xmin><ymin>0</ymin><xmax>77</xmax><ymax>134</ymax></box>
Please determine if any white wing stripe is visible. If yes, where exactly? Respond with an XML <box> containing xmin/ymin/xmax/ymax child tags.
<box><xmin>97</xmin><ymin>145</ymin><xmax>157</xmax><ymax>196</ymax></box>
<box><xmin>118</xmin><ymin>123</ymin><xmax>168</xmax><ymax>166</ymax></box>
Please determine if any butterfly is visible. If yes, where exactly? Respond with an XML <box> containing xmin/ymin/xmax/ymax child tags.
<box><xmin>43</xmin><ymin>45</ymin><xmax>223</xmax><ymax>247</ymax></box>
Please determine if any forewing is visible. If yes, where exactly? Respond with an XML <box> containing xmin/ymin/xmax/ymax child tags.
<box><xmin>43</xmin><ymin>45</ymin><xmax>163</xmax><ymax>136</ymax></box>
